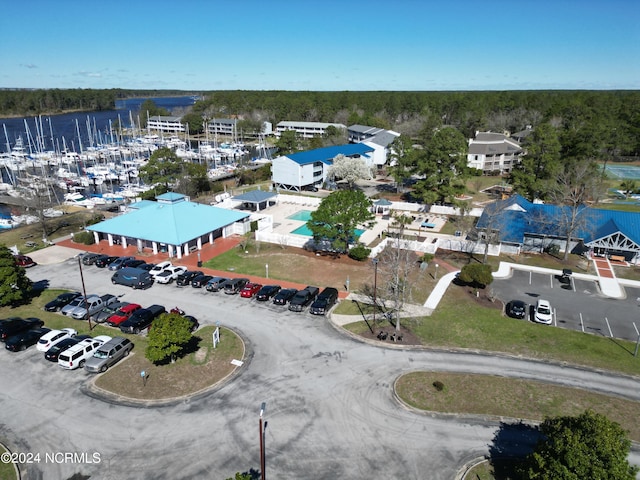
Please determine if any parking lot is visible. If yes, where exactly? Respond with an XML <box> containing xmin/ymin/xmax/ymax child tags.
<box><xmin>492</xmin><ymin>269</ymin><xmax>640</xmax><ymax>342</ymax></box>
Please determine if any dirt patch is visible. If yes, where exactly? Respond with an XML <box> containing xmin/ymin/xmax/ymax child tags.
<box><xmin>357</xmin><ymin>322</ymin><xmax>424</xmax><ymax>346</ymax></box>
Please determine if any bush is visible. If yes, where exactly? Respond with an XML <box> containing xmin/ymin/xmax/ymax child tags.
<box><xmin>348</xmin><ymin>245</ymin><xmax>371</xmax><ymax>261</ymax></box>
<box><xmin>432</xmin><ymin>381</ymin><xmax>445</xmax><ymax>391</ymax></box>
<box><xmin>458</xmin><ymin>263</ymin><xmax>493</xmax><ymax>288</ymax></box>
<box><xmin>73</xmin><ymin>231</ymin><xmax>95</xmax><ymax>245</ymax></box>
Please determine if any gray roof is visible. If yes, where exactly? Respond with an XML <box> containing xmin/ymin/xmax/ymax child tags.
<box><xmin>366</xmin><ymin>131</ymin><xmax>399</xmax><ymax>148</ymax></box>
<box><xmin>149</xmin><ymin>115</ymin><xmax>182</xmax><ymax>122</ymax></box>
<box><xmin>348</xmin><ymin>124</ymin><xmax>385</xmax><ymax>135</ymax></box>
<box><xmin>469</xmin><ymin>132</ymin><xmax>522</xmax><ymax>156</ymax></box>
<box><xmin>232</xmin><ymin>190</ymin><xmax>277</xmax><ymax>203</ymax></box>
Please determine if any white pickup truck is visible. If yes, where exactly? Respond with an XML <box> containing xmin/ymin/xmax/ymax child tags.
<box><xmin>70</xmin><ymin>294</ymin><xmax>118</xmax><ymax>320</ymax></box>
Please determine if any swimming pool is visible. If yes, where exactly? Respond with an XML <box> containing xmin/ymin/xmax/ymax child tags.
<box><xmin>287</xmin><ymin>210</ymin><xmax>313</xmax><ymax>221</ymax></box>
<box><xmin>291</xmin><ymin>224</ymin><xmax>365</xmax><ymax>238</ymax></box>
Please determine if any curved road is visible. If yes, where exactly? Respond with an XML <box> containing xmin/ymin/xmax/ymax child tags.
<box><xmin>1</xmin><ymin>259</ymin><xmax>639</xmax><ymax>479</ymax></box>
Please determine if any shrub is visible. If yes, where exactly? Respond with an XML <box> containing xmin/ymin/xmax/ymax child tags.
<box><xmin>433</xmin><ymin>381</ymin><xmax>445</xmax><ymax>391</ymax></box>
<box><xmin>73</xmin><ymin>231</ymin><xmax>95</xmax><ymax>245</ymax></box>
<box><xmin>348</xmin><ymin>245</ymin><xmax>371</xmax><ymax>261</ymax></box>
<box><xmin>458</xmin><ymin>263</ymin><xmax>493</xmax><ymax>288</ymax></box>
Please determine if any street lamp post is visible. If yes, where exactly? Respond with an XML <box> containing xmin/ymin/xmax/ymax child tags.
<box><xmin>372</xmin><ymin>258</ymin><xmax>379</xmax><ymax>324</ymax></box>
<box><xmin>77</xmin><ymin>257</ymin><xmax>93</xmax><ymax>331</ymax></box>
<box><xmin>265</xmin><ymin>264</ymin><xmax>269</xmax><ymax>279</ymax></box>
<box><xmin>259</xmin><ymin>402</ymin><xmax>266</xmax><ymax>480</ymax></box>
<box><xmin>434</xmin><ymin>263</ymin><xmax>439</xmax><ymax>281</ymax></box>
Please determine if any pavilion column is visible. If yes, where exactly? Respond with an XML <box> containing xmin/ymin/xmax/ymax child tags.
<box><xmin>107</xmin><ymin>233</ymin><xmax>113</xmax><ymax>247</ymax></box>
<box><xmin>137</xmin><ymin>239</ymin><xmax>143</xmax><ymax>252</ymax></box>
<box><xmin>209</xmin><ymin>232</ymin><xmax>214</xmax><ymax>244</ymax></box>
<box><xmin>121</xmin><ymin>236</ymin><xmax>127</xmax><ymax>249</ymax></box>
<box><xmin>93</xmin><ymin>232</ymin><xmax>100</xmax><ymax>244</ymax></box>
<box><xmin>183</xmin><ymin>244</ymin><xmax>189</xmax><ymax>257</ymax></box>
<box><xmin>197</xmin><ymin>238</ymin><xmax>202</xmax><ymax>249</ymax></box>
<box><xmin>152</xmin><ymin>242</ymin><xmax>158</xmax><ymax>255</ymax></box>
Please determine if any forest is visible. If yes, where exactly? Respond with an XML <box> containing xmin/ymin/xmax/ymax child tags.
<box><xmin>1</xmin><ymin>88</ymin><xmax>638</xmax><ymax>157</ymax></box>
<box><xmin>0</xmin><ymin>88</ymin><xmax>198</xmax><ymax>116</ymax></box>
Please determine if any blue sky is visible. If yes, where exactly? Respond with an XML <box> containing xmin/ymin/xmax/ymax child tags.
<box><xmin>1</xmin><ymin>0</ymin><xmax>638</xmax><ymax>91</ymax></box>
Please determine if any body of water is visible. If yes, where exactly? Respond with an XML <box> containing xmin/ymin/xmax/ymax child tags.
<box><xmin>0</xmin><ymin>96</ymin><xmax>196</xmax><ymax>154</ymax></box>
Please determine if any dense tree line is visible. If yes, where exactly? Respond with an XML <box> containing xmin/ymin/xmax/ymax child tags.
<box><xmin>193</xmin><ymin>90</ymin><xmax>640</xmax><ymax>157</ymax></box>
<box><xmin>0</xmin><ymin>88</ymin><xmax>200</xmax><ymax>116</ymax></box>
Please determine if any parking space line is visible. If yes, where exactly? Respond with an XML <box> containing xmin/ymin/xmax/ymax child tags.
<box><xmin>605</xmin><ymin>317</ymin><xmax>613</xmax><ymax>337</ymax></box>
<box><xmin>553</xmin><ymin>308</ymin><xmax>557</xmax><ymax>326</ymax></box>
<box><xmin>549</xmin><ymin>274</ymin><xmax>553</xmax><ymax>289</ymax></box>
<box><xmin>579</xmin><ymin>313</ymin><xmax>585</xmax><ymax>333</ymax></box>
<box><xmin>529</xmin><ymin>271</ymin><xmax>532</xmax><ymax>285</ymax></box>
<box><xmin>633</xmin><ymin>322</ymin><xmax>639</xmax><ymax>337</ymax></box>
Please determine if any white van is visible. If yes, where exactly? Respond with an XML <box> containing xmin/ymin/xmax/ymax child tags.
<box><xmin>58</xmin><ymin>336</ymin><xmax>111</xmax><ymax>370</ymax></box>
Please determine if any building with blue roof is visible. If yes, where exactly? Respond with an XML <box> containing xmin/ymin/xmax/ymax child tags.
<box><xmin>476</xmin><ymin>194</ymin><xmax>640</xmax><ymax>262</ymax></box>
<box><xmin>272</xmin><ymin>143</ymin><xmax>375</xmax><ymax>192</ymax></box>
<box><xmin>86</xmin><ymin>193</ymin><xmax>249</xmax><ymax>259</ymax></box>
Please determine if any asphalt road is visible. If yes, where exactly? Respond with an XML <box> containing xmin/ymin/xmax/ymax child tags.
<box><xmin>491</xmin><ymin>269</ymin><xmax>640</xmax><ymax>341</ymax></box>
<box><xmin>1</xmin><ymin>259</ymin><xmax>639</xmax><ymax>480</ymax></box>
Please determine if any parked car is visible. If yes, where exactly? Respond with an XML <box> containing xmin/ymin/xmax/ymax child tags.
<box><xmin>273</xmin><ymin>288</ymin><xmax>298</xmax><ymax>305</ymax></box>
<box><xmin>289</xmin><ymin>286</ymin><xmax>320</xmax><ymax>312</ymax></box>
<box><xmin>111</xmin><ymin>267</ymin><xmax>154</xmax><ymax>289</ymax></box>
<box><xmin>506</xmin><ymin>300</ymin><xmax>528</xmax><ymax>320</ymax></box>
<box><xmin>309</xmin><ymin>287</ymin><xmax>339</xmax><ymax>315</ymax></box>
<box><xmin>36</xmin><ymin>327</ymin><xmax>78</xmax><ymax>352</ymax></box>
<box><xmin>191</xmin><ymin>274</ymin><xmax>213</xmax><ymax>288</ymax></box>
<box><xmin>94</xmin><ymin>255</ymin><xmax>119</xmax><ymax>268</ymax></box>
<box><xmin>240</xmin><ymin>282</ymin><xmax>263</xmax><ymax>298</ymax></box>
<box><xmin>70</xmin><ymin>294</ymin><xmax>117</xmax><ymax>320</ymax></box>
<box><xmin>176</xmin><ymin>270</ymin><xmax>202</xmax><ymax>287</ymax></box>
<box><xmin>255</xmin><ymin>285</ymin><xmax>281</xmax><ymax>301</ymax></box>
<box><xmin>138</xmin><ymin>263</ymin><xmax>156</xmax><ymax>272</ymax></box>
<box><xmin>14</xmin><ymin>254</ymin><xmax>37</xmax><ymax>268</ymax></box>
<box><xmin>205</xmin><ymin>276</ymin><xmax>229</xmax><ymax>292</ymax></box>
<box><xmin>183</xmin><ymin>315</ymin><xmax>200</xmax><ymax>332</ymax></box>
<box><xmin>108</xmin><ymin>256</ymin><xmax>135</xmax><ymax>271</ymax></box>
<box><xmin>119</xmin><ymin>305</ymin><xmax>166</xmax><ymax>334</ymax></box>
<box><xmin>534</xmin><ymin>299</ymin><xmax>553</xmax><ymax>324</ymax></box>
<box><xmin>44</xmin><ymin>292</ymin><xmax>82</xmax><ymax>312</ymax></box>
<box><xmin>81</xmin><ymin>252</ymin><xmax>102</xmax><ymax>266</ymax></box>
<box><xmin>92</xmin><ymin>301</ymin><xmax>129</xmax><ymax>323</ymax></box>
<box><xmin>155</xmin><ymin>266</ymin><xmax>188</xmax><ymax>284</ymax></box>
<box><xmin>106</xmin><ymin>303</ymin><xmax>142</xmax><ymax>327</ymax></box>
<box><xmin>149</xmin><ymin>261</ymin><xmax>173</xmax><ymax>278</ymax></box>
<box><xmin>122</xmin><ymin>259</ymin><xmax>146</xmax><ymax>269</ymax></box>
<box><xmin>58</xmin><ymin>336</ymin><xmax>111</xmax><ymax>370</ymax></box>
<box><xmin>84</xmin><ymin>337</ymin><xmax>134</xmax><ymax>373</ymax></box>
<box><xmin>44</xmin><ymin>335</ymin><xmax>91</xmax><ymax>362</ymax></box>
<box><xmin>0</xmin><ymin>317</ymin><xmax>45</xmax><ymax>342</ymax></box>
<box><xmin>60</xmin><ymin>297</ymin><xmax>87</xmax><ymax>316</ymax></box>
<box><xmin>5</xmin><ymin>327</ymin><xmax>51</xmax><ymax>352</ymax></box>
<box><xmin>223</xmin><ymin>278</ymin><xmax>249</xmax><ymax>294</ymax></box>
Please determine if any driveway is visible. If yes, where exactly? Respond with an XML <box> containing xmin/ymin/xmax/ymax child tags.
<box><xmin>1</xmin><ymin>260</ymin><xmax>638</xmax><ymax>479</ymax></box>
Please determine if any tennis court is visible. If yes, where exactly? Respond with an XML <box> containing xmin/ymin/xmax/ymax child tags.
<box><xmin>604</xmin><ymin>165</ymin><xmax>640</xmax><ymax>179</ymax></box>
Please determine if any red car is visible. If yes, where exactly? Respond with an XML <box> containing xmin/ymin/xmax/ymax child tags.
<box><xmin>240</xmin><ymin>282</ymin><xmax>262</xmax><ymax>298</ymax></box>
<box><xmin>106</xmin><ymin>303</ymin><xmax>141</xmax><ymax>327</ymax></box>
<box><xmin>14</xmin><ymin>255</ymin><xmax>36</xmax><ymax>268</ymax></box>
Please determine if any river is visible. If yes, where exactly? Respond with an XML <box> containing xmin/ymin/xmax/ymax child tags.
<box><xmin>0</xmin><ymin>96</ymin><xmax>197</xmax><ymax>154</ymax></box>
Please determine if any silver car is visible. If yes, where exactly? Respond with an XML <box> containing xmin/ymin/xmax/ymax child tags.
<box><xmin>84</xmin><ymin>337</ymin><xmax>133</xmax><ymax>373</ymax></box>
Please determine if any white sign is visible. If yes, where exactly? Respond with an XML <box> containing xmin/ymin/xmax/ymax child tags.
<box><xmin>213</xmin><ymin>327</ymin><xmax>220</xmax><ymax>349</ymax></box>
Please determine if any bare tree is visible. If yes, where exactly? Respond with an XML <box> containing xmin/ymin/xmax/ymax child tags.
<box><xmin>376</xmin><ymin>213</ymin><xmax>420</xmax><ymax>332</ymax></box>
<box><xmin>549</xmin><ymin>160</ymin><xmax>599</xmax><ymax>261</ymax></box>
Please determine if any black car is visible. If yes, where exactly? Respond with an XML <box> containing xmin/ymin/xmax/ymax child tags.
<box><xmin>309</xmin><ymin>287</ymin><xmax>339</xmax><ymax>315</ymax></box>
<box><xmin>255</xmin><ymin>285</ymin><xmax>281</xmax><ymax>301</ymax></box>
<box><xmin>138</xmin><ymin>263</ymin><xmax>156</xmax><ymax>272</ymax></box>
<box><xmin>81</xmin><ymin>253</ymin><xmax>102</xmax><ymax>266</ymax></box>
<box><xmin>191</xmin><ymin>274</ymin><xmax>213</xmax><ymax>288</ymax></box>
<box><xmin>123</xmin><ymin>259</ymin><xmax>146</xmax><ymax>269</ymax></box>
<box><xmin>273</xmin><ymin>288</ymin><xmax>298</xmax><ymax>306</ymax></box>
<box><xmin>43</xmin><ymin>292</ymin><xmax>82</xmax><ymax>312</ymax></box>
<box><xmin>183</xmin><ymin>315</ymin><xmax>200</xmax><ymax>332</ymax></box>
<box><xmin>506</xmin><ymin>300</ymin><xmax>528</xmax><ymax>319</ymax></box>
<box><xmin>0</xmin><ymin>317</ymin><xmax>45</xmax><ymax>342</ymax></box>
<box><xmin>176</xmin><ymin>270</ymin><xmax>203</xmax><ymax>287</ymax></box>
<box><xmin>5</xmin><ymin>327</ymin><xmax>51</xmax><ymax>351</ymax></box>
<box><xmin>289</xmin><ymin>286</ymin><xmax>320</xmax><ymax>312</ymax></box>
<box><xmin>95</xmin><ymin>255</ymin><xmax>120</xmax><ymax>268</ymax></box>
<box><xmin>44</xmin><ymin>335</ymin><xmax>91</xmax><ymax>362</ymax></box>
<box><xmin>120</xmin><ymin>305</ymin><xmax>166</xmax><ymax>334</ymax></box>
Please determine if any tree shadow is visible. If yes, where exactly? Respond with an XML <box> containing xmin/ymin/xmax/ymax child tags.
<box><xmin>488</xmin><ymin>421</ymin><xmax>541</xmax><ymax>479</ymax></box>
